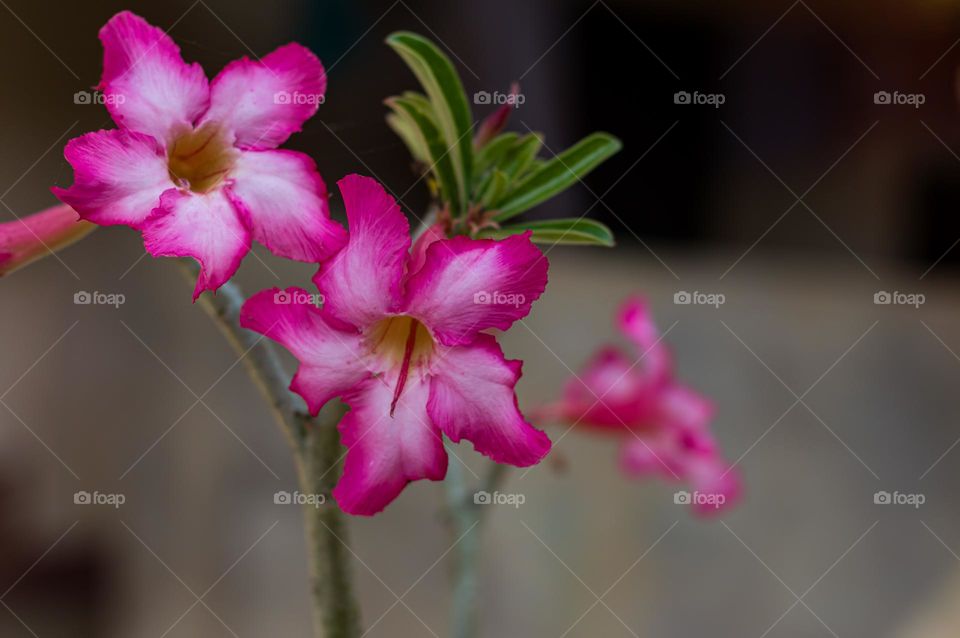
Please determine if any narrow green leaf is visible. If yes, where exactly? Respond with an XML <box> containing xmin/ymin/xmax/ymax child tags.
<box><xmin>386</xmin><ymin>113</ymin><xmax>429</xmax><ymax>164</ymax></box>
<box><xmin>479</xmin><ymin>218</ymin><xmax>615</xmax><ymax>247</ymax></box>
<box><xmin>493</xmin><ymin>132</ymin><xmax>622</xmax><ymax>221</ymax></box>
<box><xmin>474</xmin><ymin>132</ymin><xmax>518</xmax><ymax>179</ymax></box>
<box><xmin>387</xmin><ymin>32</ymin><xmax>474</xmax><ymax>213</ymax></box>
<box><xmin>498</xmin><ymin>133</ymin><xmax>542</xmax><ymax>184</ymax></box>
<box><xmin>387</xmin><ymin>96</ymin><xmax>463</xmax><ymax>215</ymax></box>
<box><xmin>480</xmin><ymin>170</ymin><xmax>509</xmax><ymax>209</ymax></box>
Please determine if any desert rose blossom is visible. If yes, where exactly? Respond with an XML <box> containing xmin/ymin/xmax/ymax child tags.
<box><xmin>545</xmin><ymin>297</ymin><xmax>740</xmax><ymax>516</ymax></box>
<box><xmin>0</xmin><ymin>204</ymin><xmax>94</xmax><ymax>276</ymax></box>
<box><xmin>241</xmin><ymin>174</ymin><xmax>552</xmax><ymax>515</ymax></box>
<box><xmin>53</xmin><ymin>11</ymin><xmax>345</xmax><ymax>299</ymax></box>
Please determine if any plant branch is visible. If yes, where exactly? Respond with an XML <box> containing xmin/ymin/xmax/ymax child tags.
<box><xmin>178</xmin><ymin>260</ymin><xmax>361</xmax><ymax>637</ymax></box>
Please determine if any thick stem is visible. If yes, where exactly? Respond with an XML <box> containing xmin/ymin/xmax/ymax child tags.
<box><xmin>177</xmin><ymin>261</ymin><xmax>361</xmax><ymax>637</ymax></box>
<box><xmin>297</xmin><ymin>402</ymin><xmax>361</xmax><ymax>637</ymax></box>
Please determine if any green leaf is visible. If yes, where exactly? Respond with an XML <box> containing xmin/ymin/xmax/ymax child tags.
<box><xmin>387</xmin><ymin>32</ymin><xmax>474</xmax><ymax>214</ymax></box>
<box><xmin>493</xmin><ymin>132</ymin><xmax>622</xmax><ymax>221</ymax></box>
<box><xmin>386</xmin><ymin>113</ymin><xmax>429</xmax><ymax>164</ymax></box>
<box><xmin>498</xmin><ymin>133</ymin><xmax>543</xmax><ymax>184</ymax></box>
<box><xmin>387</xmin><ymin>96</ymin><xmax>463</xmax><ymax>216</ymax></box>
<box><xmin>474</xmin><ymin>132</ymin><xmax>518</xmax><ymax>180</ymax></box>
<box><xmin>479</xmin><ymin>218</ymin><xmax>615</xmax><ymax>247</ymax></box>
<box><xmin>480</xmin><ymin>170</ymin><xmax>509</xmax><ymax>209</ymax></box>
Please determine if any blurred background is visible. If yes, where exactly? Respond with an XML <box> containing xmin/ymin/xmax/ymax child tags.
<box><xmin>3</xmin><ymin>0</ymin><xmax>960</xmax><ymax>635</ymax></box>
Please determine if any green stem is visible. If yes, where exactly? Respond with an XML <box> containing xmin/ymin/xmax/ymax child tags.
<box><xmin>296</xmin><ymin>402</ymin><xmax>361</xmax><ymax>637</ymax></box>
<box><xmin>445</xmin><ymin>461</ymin><xmax>510</xmax><ymax>638</ymax></box>
<box><xmin>178</xmin><ymin>261</ymin><xmax>361</xmax><ymax>637</ymax></box>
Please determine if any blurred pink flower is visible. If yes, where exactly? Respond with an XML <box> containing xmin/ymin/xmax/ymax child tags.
<box><xmin>0</xmin><ymin>204</ymin><xmax>94</xmax><ymax>276</ymax></box>
<box><xmin>53</xmin><ymin>11</ymin><xmax>345</xmax><ymax>299</ymax></box>
<box><xmin>546</xmin><ymin>297</ymin><xmax>740</xmax><ymax>516</ymax></box>
<box><xmin>240</xmin><ymin>174</ymin><xmax>551</xmax><ymax>515</ymax></box>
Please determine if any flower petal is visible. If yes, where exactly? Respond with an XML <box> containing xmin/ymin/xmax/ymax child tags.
<box><xmin>52</xmin><ymin>129</ymin><xmax>171</xmax><ymax>229</ymax></box>
<box><xmin>142</xmin><ymin>189</ymin><xmax>249</xmax><ymax>299</ymax></box>
<box><xmin>407</xmin><ymin>222</ymin><xmax>446</xmax><ymax>277</ymax></box>
<box><xmin>618</xmin><ymin>296</ymin><xmax>671</xmax><ymax>381</ymax></box>
<box><xmin>0</xmin><ymin>204</ymin><xmax>95</xmax><ymax>276</ymax></box>
<box><xmin>312</xmin><ymin>175</ymin><xmax>409</xmax><ymax>328</ymax></box>
<box><xmin>428</xmin><ymin>334</ymin><xmax>550</xmax><ymax>466</ymax></box>
<box><xmin>403</xmin><ymin>232</ymin><xmax>548</xmax><ymax>347</ymax></box>
<box><xmin>226</xmin><ymin>150</ymin><xmax>345</xmax><ymax>262</ymax></box>
<box><xmin>99</xmin><ymin>11</ymin><xmax>209</xmax><ymax>142</ymax></box>
<box><xmin>557</xmin><ymin>347</ymin><xmax>661</xmax><ymax>430</ymax></box>
<box><xmin>240</xmin><ymin>287</ymin><xmax>368</xmax><ymax>414</ymax></box>
<box><xmin>202</xmin><ymin>43</ymin><xmax>326</xmax><ymax>149</ymax></box>
<box><xmin>334</xmin><ymin>376</ymin><xmax>447</xmax><ymax>515</ymax></box>
<box><xmin>688</xmin><ymin>461</ymin><xmax>741</xmax><ymax>516</ymax></box>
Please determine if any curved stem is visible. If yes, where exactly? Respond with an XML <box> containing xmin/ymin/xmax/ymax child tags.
<box><xmin>178</xmin><ymin>261</ymin><xmax>361</xmax><ymax>637</ymax></box>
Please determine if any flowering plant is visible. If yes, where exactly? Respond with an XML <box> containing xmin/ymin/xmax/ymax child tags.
<box><xmin>5</xmin><ymin>11</ymin><xmax>739</xmax><ymax>637</ymax></box>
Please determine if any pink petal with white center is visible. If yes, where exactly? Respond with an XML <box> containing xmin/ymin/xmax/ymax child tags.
<box><xmin>98</xmin><ymin>11</ymin><xmax>209</xmax><ymax>143</ymax></box>
<box><xmin>142</xmin><ymin>189</ymin><xmax>249</xmax><ymax>299</ymax></box>
<box><xmin>313</xmin><ymin>175</ymin><xmax>410</xmax><ymax>328</ymax></box>
<box><xmin>334</xmin><ymin>376</ymin><xmax>447</xmax><ymax>515</ymax></box>
<box><xmin>403</xmin><ymin>232</ymin><xmax>548</xmax><ymax>347</ymax></box>
<box><xmin>428</xmin><ymin>334</ymin><xmax>550</xmax><ymax>466</ymax></box>
<box><xmin>240</xmin><ymin>287</ymin><xmax>369</xmax><ymax>414</ymax></box>
<box><xmin>202</xmin><ymin>43</ymin><xmax>326</xmax><ymax>149</ymax></box>
<box><xmin>226</xmin><ymin>150</ymin><xmax>346</xmax><ymax>262</ymax></box>
<box><xmin>52</xmin><ymin>129</ymin><xmax>171</xmax><ymax>229</ymax></box>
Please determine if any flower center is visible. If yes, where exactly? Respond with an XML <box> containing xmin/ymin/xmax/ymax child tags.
<box><xmin>167</xmin><ymin>123</ymin><xmax>238</xmax><ymax>193</ymax></box>
<box><xmin>367</xmin><ymin>316</ymin><xmax>434</xmax><ymax>416</ymax></box>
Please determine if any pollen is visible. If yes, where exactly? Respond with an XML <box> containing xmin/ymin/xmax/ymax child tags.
<box><xmin>167</xmin><ymin>122</ymin><xmax>238</xmax><ymax>193</ymax></box>
<box><xmin>367</xmin><ymin>316</ymin><xmax>435</xmax><ymax>415</ymax></box>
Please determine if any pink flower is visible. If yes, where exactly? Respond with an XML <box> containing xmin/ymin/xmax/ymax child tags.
<box><xmin>549</xmin><ymin>297</ymin><xmax>740</xmax><ymax>516</ymax></box>
<box><xmin>0</xmin><ymin>204</ymin><xmax>94</xmax><ymax>276</ymax></box>
<box><xmin>240</xmin><ymin>174</ymin><xmax>552</xmax><ymax>515</ymax></box>
<box><xmin>53</xmin><ymin>11</ymin><xmax>345</xmax><ymax>299</ymax></box>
